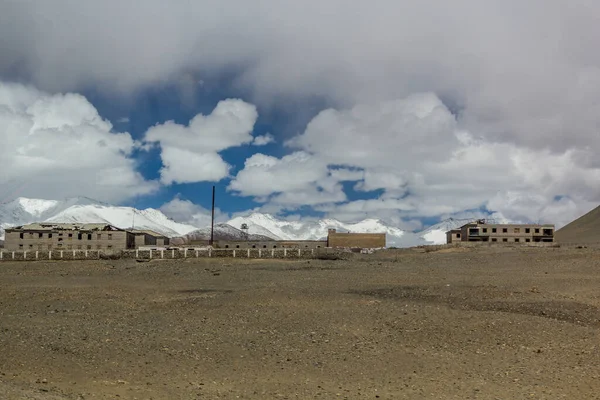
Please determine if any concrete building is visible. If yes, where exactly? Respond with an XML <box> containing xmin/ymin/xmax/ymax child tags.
<box><xmin>326</xmin><ymin>229</ymin><xmax>386</xmax><ymax>248</ymax></box>
<box><xmin>128</xmin><ymin>229</ymin><xmax>170</xmax><ymax>248</ymax></box>
<box><xmin>446</xmin><ymin>220</ymin><xmax>555</xmax><ymax>244</ymax></box>
<box><xmin>4</xmin><ymin>223</ymin><xmax>134</xmax><ymax>252</ymax></box>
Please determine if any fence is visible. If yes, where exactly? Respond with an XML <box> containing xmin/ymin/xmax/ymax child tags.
<box><xmin>0</xmin><ymin>247</ymin><xmax>342</xmax><ymax>262</ymax></box>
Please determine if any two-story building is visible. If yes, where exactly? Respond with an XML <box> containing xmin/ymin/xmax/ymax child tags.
<box><xmin>447</xmin><ymin>220</ymin><xmax>555</xmax><ymax>244</ymax></box>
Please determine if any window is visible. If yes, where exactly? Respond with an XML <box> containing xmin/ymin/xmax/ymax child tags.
<box><xmin>58</xmin><ymin>238</ymin><xmax>63</xmax><ymax>242</ymax></box>
<box><xmin>225</xmin><ymin>245</ymin><xmax>229</xmax><ymax>248</ymax></box>
<box><xmin>525</xmin><ymin>228</ymin><xmax>530</xmax><ymax>233</ymax></box>
<box><xmin>514</xmin><ymin>228</ymin><xmax>520</xmax><ymax>233</ymax></box>
<box><xmin>48</xmin><ymin>233</ymin><xmax>53</xmax><ymax>239</ymax></box>
<box><xmin>107</xmin><ymin>245</ymin><xmax>113</xmax><ymax>250</ymax></box>
<box><xmin>57</xmin><ymin>243</ymin><xmax>63</xmax><ymax>247</ymax></box>
<box><xmin>482</xmin><ymin>228</ymin><xmax>488</xmax><ymax>233</ymax></box>
<box><xmin>263</xmin><ymin>245</ymin><xmax>267</xmax><ymax>248</ymax></box>
<box><xmin>19</xmin><ymin>233</ymin><xmax>24</xmax><ymax>239</ymax></box>
<box><xmin>29</xmin><ymin>244</ymin><xmax>33</xmax><ymax>249</ymax></box>
<box><xmin>502</xmin><ymin>228</ymin><xmax>508</xmax><ymax>233</ymax></box>
<box><xmin>97</xmin><ymin>234</ymin><xmax>102</xmax><ymax>240</ymax></box>
<box><xmin>252</xmin><ymin>245</ymin><xmax>256</xmax><ymax>248</ymax></box>
<box><xmin>502</xmin><ymin>238</ymin><xmax>508</xmax><ymax>242</ymax></box>
<box><xmin>456</xmin><ymin>233</ymin><xmax>461</xmax><ymax>238</ymax></box>
<box><xmin>87</xmin><ymin>234</ymin><xmax>92</xmax><ymax>240</ymax></box>
<box><xmin>38</xmin><ymin>233</ymin><xmax>43</xmax><ymax>238</ymax></box>
<box><xmin>77</xmin><ymin>233</ymin><xmax>82</xmax><ymax>240</ymax></box>
<box><xmin>29</xmin><ymin>232</ymin><xmax>34</xmax><ymax>237</ymax></box>
<box><xmin>525</xmin><ymin>239</ymin><xmax>531</xmax><ymax>243</ymax></box>
<box><xmin>58</xmin><ymin>233</ymin><xmax>63</xmax><ymax>237</ymax></box>
<box><xmin>236</xmin><ymin>245</ymin><xmax>240</xmax><ymax>248</ymax></box>
<box><xmin>515</xmin><ymin>238</ymin><xmax>520</xmax><ymax>242</ymax></box>
<box><xmin>108</xmin><ymin>234</ymin><xmax>112</xmax><ymax>240</ymax></box>
<box><xmin>535</xmin><ymin>228</ymin><xmax>540</xmax><ymax>233</ymax></box>
<box><xmin>69</xmin><ymin>233</ymin><xmax>73</xmax><ymax>238</ymax></box>
<box><xmin>491</xmin><ymin>238</ymin><xmax>497</xmax><ymax>242</ymax></box>
<box><xmin>273</xmin><ymin>245</ymin><xmax>277</xmax><ymax>248</ymax></box>
<box><xmin>492</xmin><ymin>228</ymin><xmax>497</xmax><ymax>233</ymax></box>
<box><xmin>19</xmin><ymin>244</ymin><xmax>23</xmax><ymax>249</ymax></box>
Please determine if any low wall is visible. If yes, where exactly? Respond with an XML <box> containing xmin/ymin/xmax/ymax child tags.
<box><xmin>0</xmin><ymin>247</ymin><xmax>342</xmax><ymax>262</ymax></box>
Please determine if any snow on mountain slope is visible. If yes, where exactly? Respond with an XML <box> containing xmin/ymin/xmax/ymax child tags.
<box><xmin>174</xmin><ymin>223</ymin><xmax>276</xmax><ymax>244</ymax></box>
<box><xmin>227</xmin><ymin>213</ymin><xmax>408</xmax><ymax>246</ymax></box>
<box><xmin>416</xmin><ymin>218</ymin><xmax>473</xmax><ymax>245</ymax></box>
<box><xmin>0</xmin><ymin>197</ymin><xmax>198</xmax><ymax>239</ymax></box>
<box><xmin>46</xmin><ymin>205</ymin><xmax>198</xmax><ymax>237</ymax></box>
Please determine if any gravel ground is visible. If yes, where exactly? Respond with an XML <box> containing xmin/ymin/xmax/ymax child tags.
<box><xmin>1</xmin><ymin>246</ymin><xmax>600</xmax><ymax>399</ymax></box>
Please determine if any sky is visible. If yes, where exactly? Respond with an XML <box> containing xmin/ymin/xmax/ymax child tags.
<box><xmin>1</xmin><ymin>0</ymin><xmax>600</xmax><ymax>230</ymax></box>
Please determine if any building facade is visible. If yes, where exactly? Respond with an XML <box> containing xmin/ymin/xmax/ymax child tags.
<box><xmin>4</xmin><ymin>223</ymin><xmax>134</xmax><ymax>252</ymax></box>
<box><xmin>327</xmin><ymin>229</ymin><xmax>386</xmax><ymax>248</ymax></box>
<box><xmin>129</xmin><ymin>229</ymin><xmax>170</xmax><ymax>248</ymax></box>
<box><xmin>214</xmin><ymin>240</ymin><xmax>327</xmax><ymax>249</ymax></box>
<box><xmin>446</xmin><ymin>220</ymin><xmax>555</xmax><ymax>244</ymax></box>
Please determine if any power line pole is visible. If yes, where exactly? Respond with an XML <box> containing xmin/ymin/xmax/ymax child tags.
<box><xmin>210</xmin><ymin>185</ymin><xmax>215</xmax><ymax>246</ymax></box>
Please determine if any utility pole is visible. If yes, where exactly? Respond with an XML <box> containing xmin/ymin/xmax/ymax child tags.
<box><xmin>210</xmin><ymin>185</ymin><xmax>215</xmax><ymax>246</ymax></box>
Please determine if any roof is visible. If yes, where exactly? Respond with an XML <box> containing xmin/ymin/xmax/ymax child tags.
<box><xmin>6</xmin><ymin>223</ymin><xmax>122</xmax><ymax>232</ymax></box>
<box><xmin>127</xmin><ymin>229</ymin><xmax>167</xmax><ymax>238</ymax></box>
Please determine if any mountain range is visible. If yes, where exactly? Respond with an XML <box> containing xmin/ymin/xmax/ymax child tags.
<box><xmin>0</xmin><ymin>197</ymin><xmax>469</xmax><ymax>247</ymax></box>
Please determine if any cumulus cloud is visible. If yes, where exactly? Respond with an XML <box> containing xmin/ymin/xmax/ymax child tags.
<box><xmin>288</xmin><ymin>93</ymin><xmax>600</xmax><ymax>227</ymax></box>
<box><xmin>228</xmin><ymin>151</ymin><xmax>345</xmax><ymax>206</ymax></box>
<box><xmin>0</xmin><ymin>81</ymin><xmax>157</xmax><ymax>203</ymax></box>
<box><xmin>252</xmin><ymin>133</ymin><xmax>275</xmax><ymax>146</ymax></box>
<box><xmin>144</xmin><ymin>99</ymin><xmax>258</xmax><ymax>184</ymax></box>
<box><xmin>160</xmin><ymin>197</ymin><xmax>227</xmax><ymax>227</ymax></box>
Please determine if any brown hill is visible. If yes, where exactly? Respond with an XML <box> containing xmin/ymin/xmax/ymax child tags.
<box><xmin>555</xmin><ymin>205</ymin><xmax>600</xmax><ymax>244</ymax></box>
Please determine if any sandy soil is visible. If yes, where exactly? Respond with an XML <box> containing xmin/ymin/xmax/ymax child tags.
<box><xmin>1</xmin><ymin>246</ymin><xmax>600</xmax><ymax>399</ymax></box>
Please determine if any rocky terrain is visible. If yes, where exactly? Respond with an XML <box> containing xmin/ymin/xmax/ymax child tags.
<box><xmin>1</xmin><ymin>246</ymin><xmax>600</xmax><ymax>399</ymax></box>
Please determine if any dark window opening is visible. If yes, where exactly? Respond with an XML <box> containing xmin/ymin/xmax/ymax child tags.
<box><xmin>515</xmin><ymin>238</ymin><xmax>520</xmax><ymax>242</ymax></box>
<box><xmin>29</xmin><ymin>244</ymin><xmax>33</xmax><ymax>249</ymax></box>
<box><xmin>273</xmin><ymin>245</ymin><xmax>277</xmax><ymax>248</ymax></box>
<box><xmin>58</xmin><ymin>238</ymin><xmax>63</xmax><ymax>242</ymax></box>
<box><xmin>225</xmin><ymin>245</ymin><xmax>229</xmax><ymax>248</ymax></box>
<box><xmin>77</xmin><ymin>233</ymin><xmax>82</xmax><ymax>240</ymax></box>
<box><xmin>502</xmin><ymin>238</ymin><xmax>508</xmax><ymax>242</ymax></box>
<box><xmin>38</xmin><ymin>233</ymin><xmax>43</xmax><ymax>238</ymax></box>
<box><xmin>19</xmin><ymin>244</ymin><xmax>23</xmax><ymax>249</ymax></box>
<box><xmin>263</xmin><ymin>245</ymin><xmax>267</xmax><ymax>248</ymax></box>
<box><xmin>48</xmin><ymin>233</ymin><xmax>52</xmax><ymax>239</ymax></box>
<box><xmin>69</xmin><ymin>233</ymin><xmax>73</xmax><ymax>238</ymax></box>
<box><xmin>87</xmin><ymin>234</ymin><xmax>92</xmax><ymax>240</ymax></box>
<box><xmin>19</xmin><ymin>233</ymin><xmax>24</xmax><ymax>239</ymax></box>
<box><xmin>492</xmin><ymin>228</ymin><xmax>497</xmax><ymax>233</ymax></box>
<box><xmin>535</xmin><ymin>228</ymin><xmax>540</xmax><ymax>233</ymax></box>
<box><xmin>526</xmin><ymin>239</ymin><xmax>531</xmax><ymax>242</ymax></box>
<box><xmin>502</xmin><ymin>228</ymin><xmax>507</xmax><ymax>233</ymax></box>
<box><xmin>491</xmin><ymin>238</ymin><xmax>497</xmax><ymax>242</ymax></box>
<box><xmin>236</xmin><ymin>245</ymin><xmax>240</xmax><ymax>248</ymax></box>
<box><xmin>482</xmin><ymin>228</ymin><xmax>488</xmax><ymax>233</ymax></box>
<box><xmin>457</xmin><ymin>233</ymin><xmax>461</xmax><ymax>238</ymax></box>
<box><xmin>252</xmin><ymin>245</ymin><xmax>256</xmax><ymax>248</ymax></box>
<box><xmin>543</xmin><ymin>229</ymin><xmax>553</xmax><ymax>236</ymax></box>
<box><xmin>525</xmin><ymin>228</ymin><xmax>530</xmax><ymax>233</ymax></box>
<box><xmin>469</xmin><ymin>228</ymin><xmax>479</xmax><ymax>236</ymax></box>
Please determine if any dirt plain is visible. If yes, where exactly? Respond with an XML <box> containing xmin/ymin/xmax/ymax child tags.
<box><xmin>1</xmin><ymin>246</ymin><xmax>600</xmax><ymax>399</ymax></box>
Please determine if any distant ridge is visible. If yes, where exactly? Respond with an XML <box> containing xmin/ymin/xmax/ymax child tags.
<box><xmin>555</xmin><ymin>205</ymin><xmax>600</xmax><ymax>244</ymax></box>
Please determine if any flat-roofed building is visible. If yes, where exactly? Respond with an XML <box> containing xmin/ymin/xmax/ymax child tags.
<box><xmin>4</xmin><ymin>223</ymin><xmax>134</xmax><ymax>252</ymax></box>
<box><xmin>327</xmin><ymin>229</ymin><xmax>386</xmax><ymax>248</ymax></box>
<box><xmin>128</xmin><ymin>229</ymin><xmax>170</xmax><ymax>248</ymax></box>
<box><xmin>446</xmin><ymin>220</ymin><xmax>555</xmax><ymax>244</ymax></box>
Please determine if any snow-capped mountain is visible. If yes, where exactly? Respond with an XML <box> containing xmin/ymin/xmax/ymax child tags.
<box><xmin>227</xmin><ymin>213</ymin><xmax>410</xmax><ymax>247</ymax></box>
<box><xmin>0</xmin><ymin>197</ymin><xmax>486</xmax><ymax>247</ymax></box>
<box><xmin>0</xmin><ymin>197</ymin><xmax>198</xmax><ymax>239</ymax></box>
<box><xmin>172</xmin><ymin>223</ymin><xmax>276</xmax><ymax>245</ymax></box>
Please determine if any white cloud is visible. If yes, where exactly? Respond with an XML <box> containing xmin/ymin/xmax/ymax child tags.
<box><xmin>144</xmin><ymin>99</ymin><xmax>258</xmax><ymax>184</ymax></box>
<box><xmin>228</xmin><ymin>151</ymin><xmax>345</xmax><ymax>206</ymax></box>
<box><xmin>287</xmin><ymin>93</ymin><xmax>600</xmax><ymax>227</ymax></box>
<box><xmin>252</xmin><ymin>133</ymin><xmax>275</xmax><ymax>146</ymax></box>
<box><xmin>0</xmin><ymin>81</ymin><xmax>157</xmax><ymax>203</ymax></box>
<box><xmin>160</xmin><ymin>197</ymin><xmax>227</xmax><ymax>227</ymax></box>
